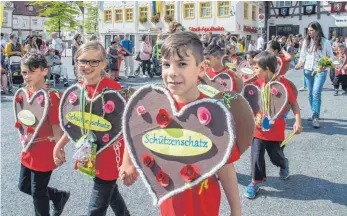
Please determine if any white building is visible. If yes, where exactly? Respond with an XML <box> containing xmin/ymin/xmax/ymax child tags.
<box><xmin>1</xmin><ymin>1</ymin><xmax>49</xmax><ymax>43</ymax></box>
<box><xmin>266</xmin><ymin>1</ymin><xmax>347</xmax><ymax>39</ymax></box>
<box><xmin>98</xmin><ymin>1</ymin><xmax>265</xmax><ymax>50</ymax></box>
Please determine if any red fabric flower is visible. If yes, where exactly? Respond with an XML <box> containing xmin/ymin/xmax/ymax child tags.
<box><xmin>156</xmin><ymin>109</ymin><xmax>172</xmax><ymax>128</ymax></box>
<box><xmin>243</xmin><ymin>74</ymin><xmax>249</xmax><ymax>79</ymax></box>
<box><xmin>270</xmin><ymin>87</ymin><xmax>278</xmax><ymax>96</ymax></box>
<box><xmin>197</xmin><ymin>107</ymin><xmax>211</xmax><ymax>125</ymax></box>
<box><xmin>248</xmin><ymin>89</ymin><xmax>254</xmax><ymax>95</ymax></box>
<box><xmin>180</xmin><ymin>164</ymin><xmax>200</xmax><ymax>182</ymax></box>
<box><xmin>141</xmin><ymin>154</ymin><xmax>155</xmax><ymax>168</ymax></box>
<box><xmin>156</xmin><ymin>170</ymin><xmax>169</xmax><ymax>187</ymax></box>
<box><xmin>26</xmin><ymin>126</ymin><xmax>35</xmax><ymax>135</ymax></box>
<box><xmin>15</xmin><ymin>121</ymin><xmax>22</xmax><ymax>129</ymax></box>
<box><xmin>219</xmin><ymin>79</ymin><xmax>226</xmax><ymax>85</ymax></box>
<box><xmin>15</xmin><ymin>96</ymin><xmax>23</xmax><ymax>103</ymax></box>
<box><xmin>104</xmin><ymin>101</ymin><xmax>115</xmax><ymax>113</ymax></box>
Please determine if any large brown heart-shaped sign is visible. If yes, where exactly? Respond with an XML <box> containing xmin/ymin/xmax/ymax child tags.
<box><xmin>198</xmin><ymin>72</ymin><xmax>243</xmax><ymax>96</ymax></box>
<box><xmin>59</xmin><ymin>84</ymin><xmax>126</xmax><ymax>154</ymax></box>
<box><xmin>284</xmin><ymin>79</ymin><xmax>298</xmax><ymax>112</ymax></box>
<box><xmin>266</xmin><ymin>81</ymin><xmax>288</xmax><ymax>120</ymax></box>
<box><xmin>237</xmin><ymin>60</ymin><xmax>258</xmax><ymax>84</ymax></box>
<box><xmin>14</xmin><ymin>88</ymin><xmax>50</xmax><ymax>152</ymax></box>
<box><xmin>123</xmin><ymin>85</ymin><xmax>237</xmax><ymax>205</ymax></box>
<box><xmin>243</xmin><ymin>84</ymin><xmax>261</xmax><ymax>115</ymax></box>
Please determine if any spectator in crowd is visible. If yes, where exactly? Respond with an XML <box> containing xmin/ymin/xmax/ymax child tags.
<box><xmin>51</xmin><ymin>32</ymin><xmax>65</xmax><ymax>58</ymax></box>
<box><xmin>237</xmin><ymin>38</ymin><xmax>245</xmax><ymax>53</ymax></box>
<box><xmin>46</xmin><ymin>46</ymin><xmax>69</xmax><ymax>87</ymax></box>
<box><xmin>0</xmin><ymin>54</ymin><xmax>10</xmax><ymax>94</ymax></box>
<box><xmin>332</xmin><ymin>38</ymin><xmax>341</xmax><ymax>51</ymax></box>
<box><xmin>256</xmin><ymin>34</ymin><xmax>265</xmax><ymax>51</ymax></box>
<box><xmin>88</xmin><ymin>34</ymin><xmax>98</xmax><ymax>42</ymax></box>
<box><xmin>1</xmin><ymin>33</ymin><xmax>7</xmax><ymax>63</ymax></box>
<box><xmin>72</xmin><ymin>33</ymin><xmax>83</xmax><ymax>80</ymax></box>
<box><xmin>114</xmin><ymin>37</ymin><xmax>126</xmax><ymax>80</ymax></box>
<box><xmin>139</xmin><ymin>34</ymin><xmax>153</xmax><ymax>78</ymax></box>
<box><xmin>107</xmin><ymin>41</ymin><xmax>120</xmax><ymax>80</ymax></box>
<box><xmin>248</xmin><ymin>40</ymin><xmax>256</xmax><ymax>51</ymax></box>
<box><xmin>121</xmin><ymin>33</ymin><xmax>135</xmax><ymax>79</ymax></box>
<box><xmin>168</xmin><ymin>21</ymin><xmax>182</xmax><ymax>34</ymax></box>
<box><xmin>25</xmin><ymin>35</ymin><xmax>39</xmax><ymax>53</ymax></box>
<box><xmin>268</xmin><ymin>35</ymin><xmax>276</xmax><ymax>45</ymax></box>
<box><xmin>5</xmin><ymin>33</ymin><xmax>24</xmax><ymax>57</ymax></box>
<box><xmin>225</xmin><ymin>32</ymin><xmax>231</xmax><ymax>46</ymax></box>
<box><xmin>217</xmin><ymin>34</ymin><xmax>226</xmax><ymax>50</ymax></box>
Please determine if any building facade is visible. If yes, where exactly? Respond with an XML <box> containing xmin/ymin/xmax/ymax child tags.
<box><xmin>266</xmin><ymin>1</ymin><xmax>347</xmax><ymax>39</ymax></box>
<box><xmin>98</xmin><ymin>1</ymin><xmax>265</xmax><ymax>50</ymax></box>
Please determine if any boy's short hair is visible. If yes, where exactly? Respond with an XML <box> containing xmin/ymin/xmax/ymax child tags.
<box><xmin>161</xmin><ymin>32</ymin><xmax>204</xmax><ymax>65</ymax></box>
<box><xmin>203</xmin><ymin>44</ymin><xmax>224</xmax><ymax>57</ymax></box>
<box><xmin>253</xmin><ymin>51</ymin><xmax>277</xmax><ymax>74</ymax></box>
<box><xmin>267</xmin><ymin>40</ymin><xmax>281</xmax><ymax>52</ymax></box>
<box><xmin>111</xmin><ymin>40</ymin><xmax>117</xmax><ymax>45</ymax></box>
<box><xmin>21</xmin><ymin>50</ymin><xmax>48</xmax><ymax>71</ymax></box>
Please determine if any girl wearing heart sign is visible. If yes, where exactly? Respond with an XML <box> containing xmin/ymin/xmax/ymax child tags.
<box><xmin>15</xmin><ymin>51</ymin><xmax>70</xmax><ymax>216</ymax></box>
<box><xmin>244</xmin><ymin>51</ymin><xmax>303</xmax><ymax>200</ymax></box>
<box><xmin>53</xmin><ymin>42</ymin><xmax>137</xmax><ymax>216</ymax></box>
<box><xmin>201</xmin><ymin>44</ymin><xmax>243</xmax><ymax>94</ymax></box>
<box><xmin>267</xmin><ymin>40</ymin><xmax>293</xmax><ymax>76</ymax></box>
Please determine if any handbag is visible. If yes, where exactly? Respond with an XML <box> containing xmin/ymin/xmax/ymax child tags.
<box><xmin>135</xmin><ymin>52</ymin><xmax>141</xmax><ymax>61</ymax></box>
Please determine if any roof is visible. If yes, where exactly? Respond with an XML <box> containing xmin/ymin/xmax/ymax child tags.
<box><xmin>12</xmin><ymin>1</ymin><xmax>41</xmax><ymax>16</ymax></box>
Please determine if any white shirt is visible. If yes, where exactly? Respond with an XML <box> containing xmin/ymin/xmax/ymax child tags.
<box><xmin>299</xmin><ymin>38</ymin><xmax>335</xmax><ymax>71</ymax></box>
<box><xmin>52</xmin><ymin>38</ymin><xmax>64</xmax><ymax>52</ymax></box>
<box><xmin>256</xmin><ymin>37</ymin><xmax>264</xmax><ymax>50</ymax></box>
<box><xmin>248</xmin><ymin>43</ymin><xmax>256</xmax><ymax>51</ymax></box>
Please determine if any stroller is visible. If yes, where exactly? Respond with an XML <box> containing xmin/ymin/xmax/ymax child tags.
<box><xmin>8</xmin><ymin>55</ymin><xmax>24</xmax><ymax>89</ymax></box>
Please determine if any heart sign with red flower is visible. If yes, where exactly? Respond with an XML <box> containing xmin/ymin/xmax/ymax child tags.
<box><xmin>13</xmin><ymin>88</ymin><xmax>50</xmax><ymax>152</ymax></box>
<box><xmin>198</xmin><ymin>72</ymin><xmax>243</xmax><ymax>98</ymax></box>
<box><xmin>237</xmin><ymin>60</ymin><xmax>258</xmax><ymax>84</ymax></box>
<box><xmin>59</xmin><ymin>84</ymin><xmax>126</xmax><ymax>154</ymax></box>
<box><xmin>122</xmin><ymin>85</ymin><xmax>254</xmax><ymax>205</ymax></box>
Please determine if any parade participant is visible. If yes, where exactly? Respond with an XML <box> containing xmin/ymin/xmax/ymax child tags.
<box><xmin>332</xmin><ymin>44</ymin><xmax>347</xmax><ymax>95</ymax></box>
<box><xmin>53</xmin><ymin>42</ymin><xmax>137</xmax><ymax>216</ymax></box>
<box><xmin>267</xmin><ymin>40</ymin><xmax>292</xmax><ymax>76</ymax></box>
<box><xmin>200</xmin><ymin>44</ymin><xmax>243</xmax><ymax>94</ymax></box>
<box><xmin>243</xmin><ymin>51</ymin><xmax>302</xmax><ymax>199</ymax></box>
<box><xmin>295</xmin><ymin>21</ymin><xmax>334</xmax><ymax>128</ymax></box>
<box><xmin>14</xmin><ymin>50</ymin><xmax>70</xmax><ymax>216</ymax></box>
<box><xmin>122</xmin><ymin>32</ymin><xmax>255</xmax><ymax>216</ymax></box>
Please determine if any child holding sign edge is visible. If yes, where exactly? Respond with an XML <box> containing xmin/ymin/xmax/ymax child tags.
<box><xmin>53</xmin><ymin>42</ymin><xmax>137</xmax><ymax>216</ymax></box>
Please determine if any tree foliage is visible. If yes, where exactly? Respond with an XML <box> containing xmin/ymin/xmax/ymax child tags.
<box><xmin>30</xmin><ymin>1</ymin><xmax>81</xmax><ymax>35</ymax></box>
<box><xmin>83</xmin><ymin>3</ymin><xmax>99</xmax><ymax>34</ymax></box>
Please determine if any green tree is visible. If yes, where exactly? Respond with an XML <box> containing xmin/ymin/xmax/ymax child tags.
<box><xmin>83</xmin><ymin>3</ymin><xmax>99</xmax><ymax>34</ymax></box>
<box><xmin>31</xmin><ymin>1</ymin><xmax>81</xmax><ymax>37</ymax></box>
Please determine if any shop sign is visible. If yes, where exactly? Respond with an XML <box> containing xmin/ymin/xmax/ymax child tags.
<box><xmin>243</xmin><ymin>25</ymin><xmax>258</xmax><ymax>34</ymax></box>
<box><xmin>335</xmin><ymin>16</ymin><xmax>347</xmax><ymax>27</ymax></box>
<box><xmin>189</xmin><ymin>26</ymin><xmax>225</xmax><ymax>32</ymax></box>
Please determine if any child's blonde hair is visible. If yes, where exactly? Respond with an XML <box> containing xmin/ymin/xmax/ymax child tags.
<box><xmin>74</xmin><ymin>41</ymin><xmax>107</xmax><ymax>65</ymax></box>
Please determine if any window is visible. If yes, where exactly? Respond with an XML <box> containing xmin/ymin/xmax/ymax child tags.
<box><xmin>104</xmin><ymin>10</ymin><xmax>112</xmax><ymax>22</ymax></box>
<box><xmin>183</xmin><ymin>3</ymin><xmax>195</xmax><ymax>19</ymax></box>
<box><xmin>276</xmin><ymin>1</ymin><xmax>292</xmax><ymax>7</ymax></box>
<box><xmin>244</xmin><ymin>2</ymin><xmax>249</xmax><ymax>20</ymax></box>
<box><xmin>200</xmin><ymin>2</ymin><xmax>212</xmax><ymax>18</ymax></box>
<box><xmin>252</xmin><ymin>5</ymin><xmax>256</xmax><ymax>21</ymax></box>
<box><xmin>27</xmin><ymin>6</ymin><xmax>33</xmax><ymax>11</ymax></box>
<box><xmin>165</xmin><ymin>4</ymin><xmax>175</xmax><ymax>16</ymax></box>
<box><xmin>13</xmin><ymin>17</ymin><xmax>18</xmax><ymax>25</ymax></box>
<box><xmin>139</xmin><ymin>6</ymin><xmax>148</xmax><ymax>18</ymax></box>
<box><xmin>125</xmin><ymin>8</ymin><xmax>134</xmax><ymax>22</ymax></box>
<box><xmin>32</xmin><ymin>19</ymin><xmax>38</xmax><ymax>25</ymax></box>
<box><xmin>115</xmin><ymin>9</ymin><xmax>123</xmax><ymax>22</ymax></box>
<box><xmin>303</xmin><ymin>1</ymin><xmax>317</xmax><ymax>5</ymax></box>
<box><xmin>217</xmin><ymin>1</ymin><xmax>230</xmax><ymax>17</ymax></box>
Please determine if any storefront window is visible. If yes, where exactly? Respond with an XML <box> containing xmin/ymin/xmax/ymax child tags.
<box><xmin>125</xmin><ymin>8</ymin><xmax>134</xmax><ymax>22</ymax></box>
<box><xmin>104</xmin><ymin>10</ymin><xmax>112</xmax><ymax>22</ymax></box>
<box><xmin>165</xmin><ymin>4</ymin><xmax>175</xmax><ymax>16</ymax></box>
<box><xmin>217</xmin><ymin>1</ymin><xmax>230</xmax><ymax>17</ymax></box>
<box><xmin>183</xmin><ymin>3</ymin><xmax>195</xmax><ymax>19</ymax></box>
<box><xmin>115</xmin><ymin>9</ymin><xmax>123</xmax><ymax>22</ymax></box>
<box><xmin>200</xmin><ymin>2</ymin><xmax>212</xmax><ymax>18</ymax></box>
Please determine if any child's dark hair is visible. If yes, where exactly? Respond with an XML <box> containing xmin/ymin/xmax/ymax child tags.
<box><xmin>246</xmin><ymin>50</ymin><xmax>260</xmax><ymax>58</ymax></box>
<box><xmin>111</xmin><ymin>40</ymin><xmax>117</xmax><ymax>45</ymax></box>
<box><xmin>21</xmin><ymin>50</ymin><xmax>48</xmax><ymax>71</ymax></box>
<box><xmin>338</xmin><ymin>44</ymin><xmax>346</xmax><ymax>49</ymax></box>
<box><xmin>268</xmin><ymin>40</ymin><xmax>281</xmax><ymax>53</ymax></box>
<box><xmin>162</xmin><ymin>32</ymin><xmax>204</xmax><ymax>65</ymax></box>
<box><xmin>253</xmin><ymin>51</ymin><xmax>277</xmax><ymax>74</ymax></box>
<box><xmin>203</xmin><ymin>44</ymin><xmax>224</xmax><ymax>57</ymax></box>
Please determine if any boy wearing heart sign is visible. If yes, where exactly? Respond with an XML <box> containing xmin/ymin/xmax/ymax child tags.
<box><xmin>16</xmin><ymin>50</ymin><xmax>70</xmax><ymax>216</ymax></box>
<box><xmin>53</xmin><ymin>42</ymin><xmax>137</xmax><ymax>216</ymax></box>
<box><xmin>244</xmin><ymin>51</ymin><xmax>303</xmax><ymax>199</ymax></box>
<box><xmin>267</xmin><ymin>41</ymin><xmax>292</xmax><ymax>76</ymax></box>
<box><xmin>203</xmin><ymin>44</ymin><xmax>242</xmax><ymax>93</ymax></box>
<box><xmin>155</xmin><ymin>32</ymin><xmax>242</xmax><ymax>216</ymax></box>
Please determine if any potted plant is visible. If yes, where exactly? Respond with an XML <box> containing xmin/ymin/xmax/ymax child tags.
<box><xmin>164</xmin><ymin>14</ymin><xmax>174</xmax><ymax>23</ymax></box>
<box><xmin>151</xmin><ymin>15</ymin><xmax>160</xmax><ymax>24</ymax></box>
<box><xmin>139</xmin><ymin>15</ymin><xmax>148</xmax><ymax>24</ymax></box>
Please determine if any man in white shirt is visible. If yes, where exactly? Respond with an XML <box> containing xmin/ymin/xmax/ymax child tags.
<box><xmin>257</xmin><ymin>34</ymin><xmax>265</xmax><ymax>51</ymax></box>
<box><xmin>248</xmin><ymin>40</ymin><xmax>256</xmax><ymax>51</ymax></box>
<box><xmin>51</xmin><ymin>32</ymin><xmax>65</xmax><ymax>57</ymax></box>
